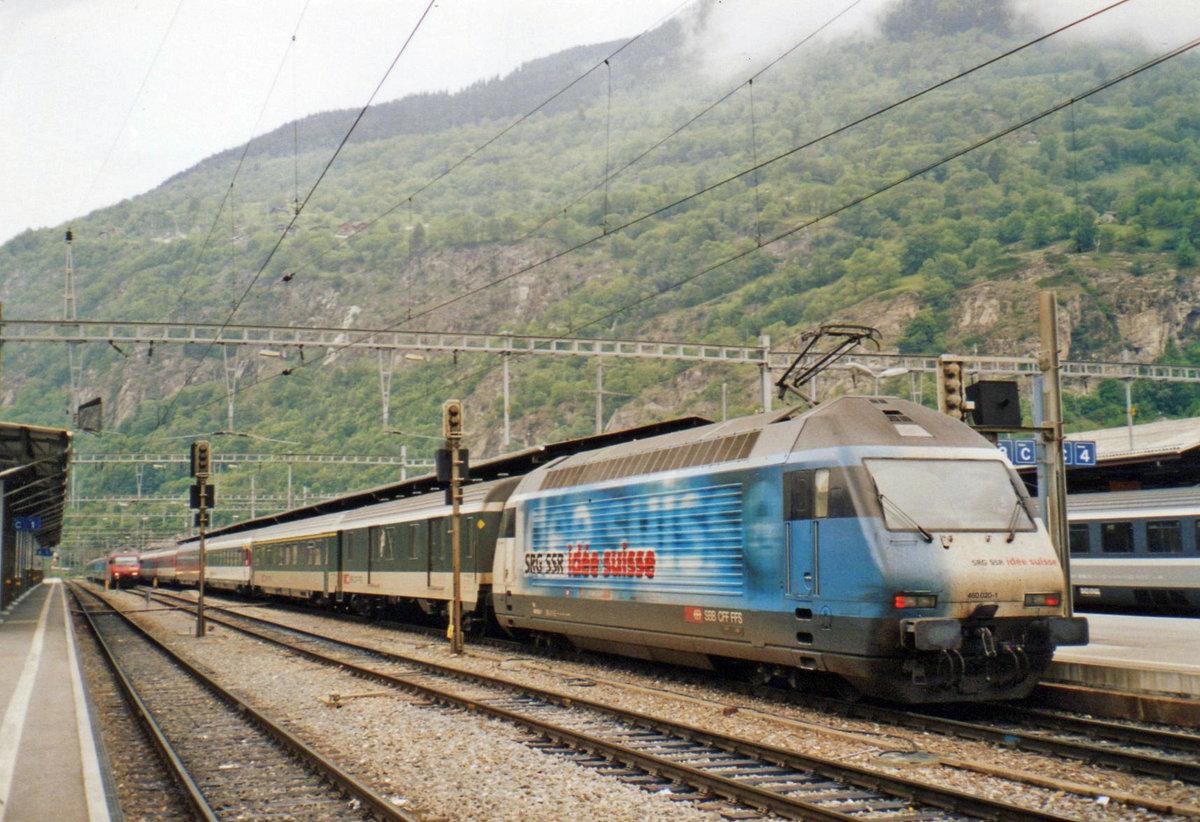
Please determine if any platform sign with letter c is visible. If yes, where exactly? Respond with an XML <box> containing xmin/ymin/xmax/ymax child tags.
<box><xmin>998</xmin><ymin>439</ymin><xmax>1037</xmax><ymax>466</ymax></box>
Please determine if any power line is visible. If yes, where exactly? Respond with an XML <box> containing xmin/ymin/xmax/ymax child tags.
<box><xmin>337</xmin><ymin>0</ymin><xmax>1139</xmax><ymax>339</ymax></box>
<box><xmin>278</xmin><ymin>0</ymin><xmax>697</xmax><ymax>287</ymax></box>
<box><xmin>76</xmin><ymin>0</ymin><xmax>186</xmax><ymax>216</ymax></box>
<box><xmin>158</xmin><ymin>0</ymin><xmax>437</xmax><ymax>431</ymax></box>
<box><xmin>143</xmin><ymin>2</ymin><xmax>1169</xmax><ymax>429</ymax></box>
<box><xmin>571</xmin><ymin>35</ymin><xmax>1200</xmax><ymax>336</ymax></box>
<box><xmin>164</xmin><ymin>0</ymin><xmax>315</xmax><ymax>326</ymax></box>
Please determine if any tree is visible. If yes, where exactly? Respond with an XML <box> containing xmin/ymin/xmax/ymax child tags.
<box><xmin>1178</xmin><ymin>234</ymin><xmax>1197</xmax><ymax>268</ymax></box>
<box><xmin>897</xmin><ymin>310</ymin><xmax>946</xmax><ymax>354</ymax></box>
<box><xmin>1070</xmin><ymin>207</ymin><xmax>1099</xmax><ymax>253</ymax></box>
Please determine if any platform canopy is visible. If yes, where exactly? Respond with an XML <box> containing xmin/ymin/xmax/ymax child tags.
<box><xmin>0</xmin><ymin>422</ymin><xmax>71</xmax><ymax>546</ymax></box>
<box><xmin>1062</xmin><ymin>416</ymin><xmax>1200</xmax><ymax>492</ymax></box>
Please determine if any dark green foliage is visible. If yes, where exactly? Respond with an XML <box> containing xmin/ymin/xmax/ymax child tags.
<box><xmin>4</xmin><ymin>4</ymin><xmax>1200</xmax><ymax>547</ymax></box>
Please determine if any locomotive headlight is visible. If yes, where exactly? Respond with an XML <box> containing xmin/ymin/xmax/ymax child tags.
<box><xmin>1023</xmin><ymin>593</ymin><xmax>1061</xmax><ymax>607</ymax></box>
<box><xmin>893</xmin><ymin>592</ymin><xmax>937</xmax><ymax>609</ymax></box>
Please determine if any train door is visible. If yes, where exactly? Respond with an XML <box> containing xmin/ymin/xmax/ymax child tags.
<box><xmin>424</xmin><ymin>519</ymin><xmax>439</xmax><ymax>588</ymax></box>
<box><xmin>784</xmin><ymin>469</ymin><xmax>820</xmax><ymax>599</ymax></box>
<box><xmin>334</xmin><ymin>532</ymin><xmax>344</xmax><ymax>599</ymax></box>
<box><xmin>344</xmin><ymin>528</ymin><xmax>367</xmax><ymax>588</ymax></box>
<box><xmin>367</xmin><ymin>526</ymin><xmax>382</xmax><ymax>585</ymax></box>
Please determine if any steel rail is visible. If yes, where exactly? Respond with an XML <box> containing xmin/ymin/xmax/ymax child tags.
<box><xmin>71</xmin><ymin>585</ymin><xmax>218</xmax><ymax>821</ymax></box>
<box><xmin>73</xmin><ymin>584</ymin><xmax>417</xmax><ymax>822</ymax></box>
<box><xmin>778</xmin><ymin>688</ymin><xmax>1200</xmax><ymax>785</ymax></box>
<box><xmin>157</xmin><ymin>591</ymin><xmax>1072</xmax><ymax>821</ymax></box>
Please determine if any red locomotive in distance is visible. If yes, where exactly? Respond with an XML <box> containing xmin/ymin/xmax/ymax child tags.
<box><xmin>85</xmin><ymin>551</ymin><xmax>141</xmax><ymax>589</ymax></box>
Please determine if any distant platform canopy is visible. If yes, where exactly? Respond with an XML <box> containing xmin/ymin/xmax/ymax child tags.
<box><xmin>1</xmin><ymin>422</ymin><xmax>71</xmax><ymax>546</ymax></box>
<box><xmin>1062</xmin><ymin>416</ymin><xmax>1200</xmax><ymax>492</ymax></box>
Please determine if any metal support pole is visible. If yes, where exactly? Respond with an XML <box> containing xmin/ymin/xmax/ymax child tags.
<box><xmin>1038</xmin><ymin>292</ymin><xmax>1072</xmax><ymax>616</ymax></box>
<box><xmin>221</xmin><ymin>347</ymin><xmax>245</xmax><ymax>431</ymax></box>
<box><xmin>760</xmin><ymin>334</ymin><xmax>772</xmax><ymax>412</ymax></box>
<box><xmin>503</xmin><ymin>350</ymin><xmax>511</xmax><ymax>448</ymax></box>
<box><xmin>378</xmin><ymin>350</ymin><xmax>395</xmax><ymax>431</ymax></box>
<box><xmin>595</xmin><ymin>359</ymin><xmax>604</xmax><ymax>436</ymax></box>
<box><xmin>442</xmin><ymin>400</ymin><xmax>464</xmax><ymax>655</ymax></box>
<box><xmin>449</xmin><ymin>438</ymin><xmax>462</xmax><ymax>654</ymax></box>
<box><xmin>1124</xmin><ymin>379</ymin><xmax>1134</xmax><ymax>449</ymax></box>
<box><xmin>197</xmin><ymin>508</ymin><xmax>207</xmax><ymax>637</ymax></box>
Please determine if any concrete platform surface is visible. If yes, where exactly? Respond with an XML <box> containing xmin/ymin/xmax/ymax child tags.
<box><xmin>0</xmin><ymin>580</ymin><xmax>112</xmax><ymax>822</ymax></box>
<box><xmin>1048</xmin><ymin>611</ymin><xmax>1200</xmax><ymax>699</ymax></box>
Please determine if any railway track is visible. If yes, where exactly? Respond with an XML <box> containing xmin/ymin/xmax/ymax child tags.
<box><xmin>766</xmin><ymin>689</ymin><xmax>1200</xmax><ymax>786</ymax></box>
<box><xmin>140</xmin><ymin>588</ymin><xmax>1073</xmax><ymax>821</ymax></box>
<box><xmin>70</xmin><ymin>584</ymin><xmax>415</xmax><ymax>821</ymax></box>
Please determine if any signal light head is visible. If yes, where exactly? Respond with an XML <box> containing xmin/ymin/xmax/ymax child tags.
<box><xmin>443</xmin><ymin>399</ymin><xmax>464</xmax><ymax>439</ymax></box>
<box><xmin>937</xmin><ymin>356</ymin><xmax>967</xmax><ymax>420</ymax></box>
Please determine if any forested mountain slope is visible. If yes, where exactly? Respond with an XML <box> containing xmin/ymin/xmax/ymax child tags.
<box><xmin>3</xmin><ymin>0</ymin><xmax>1199</xmax><ymax>524</ymax></box>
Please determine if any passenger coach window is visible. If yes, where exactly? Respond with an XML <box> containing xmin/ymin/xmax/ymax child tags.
<box><xmin>1101</xmin><ymin>521</ymin><xmax>1134</xmax><ymax>553</ymax></box>
<box><xmin>1068</xmin><ymin>523</ymin><xmax>1091</xmax><ymax>554</ymax></box>
<box><xmin>1147</xmin><ymin>520</ymin><xmax>1182</xmax><ymax>553</ymax></box>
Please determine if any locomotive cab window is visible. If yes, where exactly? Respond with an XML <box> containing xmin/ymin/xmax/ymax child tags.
<box><xmin>784</xmin><ymin>468</ymin><xmax>857</xmax><ymax>520</ymax></box>
<box><xmin>863</xmin><ymin>458</ymin><xmax>1035</xmax><ymax>533</ymax></box>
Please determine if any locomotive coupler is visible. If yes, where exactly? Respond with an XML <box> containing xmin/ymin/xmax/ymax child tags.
<box><xmin>978</xmin><ymin>626</ymin><xmax>997</xmax><ymax>658</ymax></box>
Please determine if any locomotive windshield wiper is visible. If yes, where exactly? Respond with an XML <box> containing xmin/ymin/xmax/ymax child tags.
<box><xmin>1004</xmin><ymin>499</ymin><xmax>1027</xmax><ymax>543</ymax></box>
<box><xmin>878</xmin><ymin>493</ymin><xmax>933</xmax><ymax>543</ymax></box>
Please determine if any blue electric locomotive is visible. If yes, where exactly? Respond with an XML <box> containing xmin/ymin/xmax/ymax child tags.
<box><xmin>150</xmin><ymin>396</ymin><xmax>1086</xmax><ymax>703</ymax></box>
<box><xmin>494</xmin><ymin>396</ymin><xmax>1088</xmax><ymax>702</ymax></box>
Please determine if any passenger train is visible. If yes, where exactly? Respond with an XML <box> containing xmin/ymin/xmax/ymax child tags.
<box><xmin>140</xmin><ymin>397</ymin><xmax>1088</xmax><ymax>703</ymax></box>
<box><xmin>85</xmin><ymin>551</ymin><xmax>142</xmax><ymax>588</ymax></box>
<box><xmin>1069</xmin><ymin>486</ymin><xmax>1200</xmax><ymax>612</ymax></box>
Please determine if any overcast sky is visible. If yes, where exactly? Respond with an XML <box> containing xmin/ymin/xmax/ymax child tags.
<box><xmin>0</xmin><ymin>0</ymin><xmax>706</xmax><ymax>245</ymax></box>
<box><xmin>1</xmin><ymin>0</ymin><xmax>1195</xmax><ymax>246</ymax></box>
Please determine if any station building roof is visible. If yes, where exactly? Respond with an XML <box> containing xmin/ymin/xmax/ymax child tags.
<box><xmin>1063</xmin><ymin>416</ymin><xmax>1200</xmax><ymax>492</ymax></box>
<box><xmin>0</xmin><ymin>422</ymin><xmax>71</xmax><ymax>546</ymax></box>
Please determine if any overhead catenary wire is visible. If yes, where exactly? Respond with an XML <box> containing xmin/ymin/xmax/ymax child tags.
<box><xmin>277</xmin><ymin>0</ymin><xmax>697</xmax><ymax>287</ymax></box>
<box><xmin>162</xmin><ymin>0</ymin><xmax>314</xmax><ymax>326</ymax></box>
<box><xmin>278</xmin><ymin>0</ymin><xmax>857</xmax><ymax>291</ymax></box>
<box><xmin>175</xmin><ymin>30</ymin><xmax>1200</xmax><ymax>439</ymax></box>
<box><xmin>326</xmin><ymin>0</ymin><xmax>1143</xmax><ymax>339</ymax></box>
<box><xmin>156</xmin><ymin>0</ymin><xmax>437</xmax><ymax>431</ymax></box>
<box><xmin>75</xmin><ymin>0</ymin><xmax>186</xmax><ymax>219</ymax></box>
<box><xmin>159</xmin><ymin>1</ymin><xmax>1151</xmax><ymax>427</ymax></box>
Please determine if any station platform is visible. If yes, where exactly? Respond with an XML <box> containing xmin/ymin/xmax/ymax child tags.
<box><xmin>1039</xmin><ymin>611</ymin><xmax>1200</xmax><ymax>725</ymax></box>
<box><xmin>0</xmin><ymin>580</ymin><xmax>113</xmax><ymax>822</ymax></box>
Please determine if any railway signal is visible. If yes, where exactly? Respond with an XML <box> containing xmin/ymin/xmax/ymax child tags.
<box><xmin>189</xmin><ymin>440</ymin><xmax>213</xmax><ymax>638</ymax></box>
<box><xmin>936</xmin><ymin>356</ymin><xmax>967</xmax><ymax>420</ymax></box>
<box><xmin>443</xmin><ymin>400</ymin><xmax>465</xmax><ymax>654</ymax></box>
